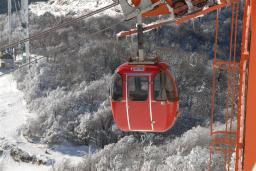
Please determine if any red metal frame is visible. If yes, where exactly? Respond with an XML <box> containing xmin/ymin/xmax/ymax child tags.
<box><xmin>176</xmin><ymin>3</ymin><xmax>227</xmax><ymax>24</ymax></box>
<box><xmin>209</xmin><ymin>7</ymin><xmax>241</xmax><ymax>169</ymax></box>
<box><xmin>243</xmin><ymin>0</ymin><xmax>256</xmax><ymax>170</ymax></box>
<box><xmin>118</xmin><ymin>1</ymin><xmax>229</xmax><ymax>38</ymax></box>
<box><xmin>235</xmin><ymin>0</ymin><xmax>251</xmax><ymax>169</ymax></box>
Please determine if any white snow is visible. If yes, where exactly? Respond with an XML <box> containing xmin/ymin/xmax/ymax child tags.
<box><xmin>0</xmin><ymin>70</ymin><xmax>89</xmax><ymax>171</ymax></box>
<box><xmin>0</xmin><ymin>152</ymin><xmax>50</xmax><ymax>171</ymax></box>
<box><xmin>0</xmin><ymin>72</ymin><xmax>30</xmax><ymax>140</ymax></box>
<box><xmin>29</xmin><ymin>0</ymin><xmax>122</xmax><ymax>17</ymax></box>
<box><xmin>0</xmin><ymin>71</ymin><xmax>50</xmax><ymax>171</ymax></box>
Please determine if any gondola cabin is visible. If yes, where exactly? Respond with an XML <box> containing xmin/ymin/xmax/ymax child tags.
<box><xmin>110</xmin><ymin>62</ymin><xmax>179</xmax><ymax>132</ymax></box>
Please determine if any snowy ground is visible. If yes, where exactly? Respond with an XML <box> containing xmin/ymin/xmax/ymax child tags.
<box><xmin>29</xmin><ymin>0</ymin><xmax>122</xmax><ymax>17</ymax></box>
<box><xmin>0</xmin><ymin>70</ymin><xmax>89</xmax><ymax>171</ymax></box>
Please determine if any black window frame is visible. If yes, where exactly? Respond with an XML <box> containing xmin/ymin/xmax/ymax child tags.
<box><xmin>111</xmin><ymin>73</ymin><xmax>123</xmax><ymax>101</ymax></box>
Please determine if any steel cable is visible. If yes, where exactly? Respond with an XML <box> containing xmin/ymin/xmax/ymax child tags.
<box><xmin>0</xmin><ymin>18</ymin><xmax>126</xmax><ymax>77</ymax></box>
<box><xmin>0</xmin><ymin>1</ymin><xmax>119</xmax><ymax>51</ymax></box>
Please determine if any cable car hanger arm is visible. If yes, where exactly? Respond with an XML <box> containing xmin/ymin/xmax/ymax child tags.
<box><xmin>119</xmin><ymin>0</ymin><xmax>167</xmax><ymax>20</ymax></box>
<box><xmin>117</xmin><ymin>0</ymin><xmax>238</xmax><ymax>38</ymax></box>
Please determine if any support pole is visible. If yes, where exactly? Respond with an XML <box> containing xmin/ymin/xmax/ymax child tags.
<box><xmin>243</xmin><ymin>0</ymin><xmax>256</xmax><ymax>170</ymax></box>
<box><xmin>235</xmin><ymin>0</ymin><xmax>251</xmax><ymax>170</ymax></box>
<box><xmin>7</xmin><ymin>0</ymin><xmax>12</xmax><ymax>49</ymax></box>
<box><xmin>21</xmin><ymin>0</ymin><xmax>30</xmax><ymax>64</ymax></box>
<box><xmin>137</xmin><ymin>15</ymin><xmax>144</xmax><ymax>62</ymax></box>
<box><xmin>7</xmin><ymin>0</ymin><xmax>16</xmax><ymax>62</ymax></box>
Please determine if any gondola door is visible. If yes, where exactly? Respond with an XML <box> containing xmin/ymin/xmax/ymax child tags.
<box><xmin>126</xmin><ymin>74</ymin><xmax>153</xmax><ymax>131</ymax></box>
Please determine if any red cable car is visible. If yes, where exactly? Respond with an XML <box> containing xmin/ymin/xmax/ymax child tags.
<box><xmin>110</xmin><ymin>60</ymin><xmax>179</xmax><ymax>132</ymax></box>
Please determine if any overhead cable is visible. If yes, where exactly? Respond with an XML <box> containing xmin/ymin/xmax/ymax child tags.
<box><xmin>0</xmin><ymin>1</ymin><xmax>119</xmax><ymax>51</ymax></box>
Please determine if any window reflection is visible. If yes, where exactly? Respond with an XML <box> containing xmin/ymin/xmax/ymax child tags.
<box><xmin>154</xmin><ymin>71</ymin><xmax>175</xmax><ymax>101</ymax></box>
<box><xmin>128</xmin><ymin>76</ymin><xmax>148</xmax><ymax>101</ymax></box>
